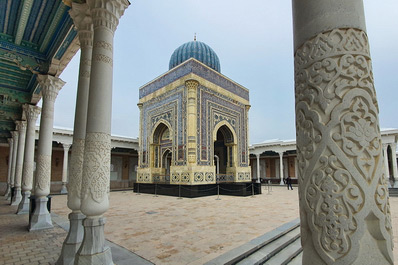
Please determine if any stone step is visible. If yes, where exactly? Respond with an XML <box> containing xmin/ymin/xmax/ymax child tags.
<box><xmin>287</xmin><ymin>251</ymin><xmax>302</xmax><ymax>265</ymax></box>
<box><xmin>235</xmin><ymin>226</ymin><xmax>301</xmax><ymax>265</ymax></box>
<box><xmin>204</xmin><ymin>218</ymin><xmax>300</xmax><ymax>265</ymax></box>
<box><xmin>264</xmin><ymin>237</ymin><xmax>302</xmax><ymax>265</ymax></box>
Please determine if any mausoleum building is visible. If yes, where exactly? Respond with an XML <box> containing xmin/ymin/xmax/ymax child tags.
<box><xmin>137</xmin><ymin>40</ymin><xmax>251</xmax><ymax>185</ymax></box>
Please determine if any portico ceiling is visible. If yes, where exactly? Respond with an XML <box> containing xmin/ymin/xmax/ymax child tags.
<box><xmin>0</xmin><ymin>0</ymin><xmax>79</xmax><ymax>142</ymax></box>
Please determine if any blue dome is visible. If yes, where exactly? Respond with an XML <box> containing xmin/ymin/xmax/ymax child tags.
<box><xmin>169</xmin><ymin>41</ymin><xmax>221</xmax><ymax>72</ymax></box>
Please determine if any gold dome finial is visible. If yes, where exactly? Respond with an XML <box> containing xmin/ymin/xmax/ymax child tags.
<box><xmin>194</xmin><ymin>33</ymin><xmax>196</xmax><ymax>41</ymax></box>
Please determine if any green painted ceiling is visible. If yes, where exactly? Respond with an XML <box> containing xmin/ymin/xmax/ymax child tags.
<box><xmin>0</xmin><ymin>0</ymin><xmax>78</xmax><ymax>142</ymax></box>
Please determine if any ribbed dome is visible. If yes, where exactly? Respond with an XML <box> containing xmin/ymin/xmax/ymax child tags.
<box><xmin>169</xmin><ymin>41</ymin><xmax>221</xmax><ymax>72</ymax></box>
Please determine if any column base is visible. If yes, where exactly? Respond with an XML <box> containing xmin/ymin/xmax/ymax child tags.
<box><xmin>6</xmin><ymin>189</ymin><xmax>12</xmax><ymax>201</ymax></box>
<box><xmin>60</xmin><ymin>183</ymin><xmax>68</xmax><ymax>194</ymax></box>
<box><xmin>11</xmin><ymin>187</ymin><xmax>22</xmax><ymax>205</ymax></box>
<box><xmin>56</xmin><ymin>212</ymin><xmax>85</xmax><ymax>265</ymax></box>
<box><xmin>4</xmin><ymin>185</ymin><xmax>10</xmax><ymax>198</ymax></box>
<box><xmin>29</xmin><ymin>197</ymin><xmax>53</xmax><ymax>231</ymax></box>
<box><xmin>16</xmin><ymin>191</ymin><xmax>31</xmax><ymax>214</ymax></box>
<box><xmin>75</xmin><ymin>217</ymin><xmax>113</xmax><ymax>265</ymax></box>
<box><xmin>280</xmin><ymin>179</ymin><xmax>284</xmax><ymax>185</ymax></box>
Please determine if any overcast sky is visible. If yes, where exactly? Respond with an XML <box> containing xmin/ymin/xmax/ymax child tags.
<box><xmin>55</xmin><ymin>0</ymin><xmax>398</xmax><ymax>144</ymax></box>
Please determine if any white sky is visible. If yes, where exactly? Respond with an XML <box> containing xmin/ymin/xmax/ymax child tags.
<box><xmin>56</xmin><ymin>0</ymin><xmax>398</xmax><ymax>144</ymax></box>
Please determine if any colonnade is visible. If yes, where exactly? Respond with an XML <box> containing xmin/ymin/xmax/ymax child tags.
<box><xmin>6</xmin><ymin>74</ymin><xmax>65</xmax><ymax>228</ymax></box>
<box><xmin>3</xmin><ymin>0</ymin><xmax>129</xmax><ymax>264</ymax></box>
<box><xmin>251</xmin><ymin>150</ymin><xmax>298</xmax><ymax>184</ymax></box>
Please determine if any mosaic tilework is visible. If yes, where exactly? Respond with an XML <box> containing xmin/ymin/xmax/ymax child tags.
<box><xmin>139</xmin><ymin>59</ymin><xmax>249</xmax><ymax>101</ymax></box>
<box><xmin>197</xmin><ymin>86</ymin><xmax>249</xmax><ymax>167</ymax></box>
<box><xmin>140</xmin><ymin>86</ymin><xmax>186</xmax><ymax>168</ymax></box>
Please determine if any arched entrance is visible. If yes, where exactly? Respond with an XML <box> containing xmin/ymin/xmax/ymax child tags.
<box><xmin>214</xmin><ymin>125</ymin><xmax>235</xmax><ymax>176</ymax></box>
<box><xmin>152</xmin><ymin>122</ymin><xmax>172</xmax><ymax>178</ymax></box>
<box><xmin>162</xmin><ymin>149</ymin><xmax>172</xmax><ymax>176</ymax></box>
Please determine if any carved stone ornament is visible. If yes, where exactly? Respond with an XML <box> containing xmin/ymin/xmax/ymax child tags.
<box><xmin>87</xmin><ymin>0</ymin><xmax>129</xmax><ymax>33</ymax></box>
<box><xmin>67</xmin><ymin>138</ymin><xmax>85</xmax><ymax>200</ymax></box>
<box><xmin>37</xmin><ymin>75</ymin><xmax>66</xmax><ymax>102</ymax></box>
<box><xmin>15</xmin><ymin>120</ymin><xmax>27</xmax><ymax>131</ymax></box>
<box><xmin>69</xmin><ymin>3</ymin><xmax>93</xmax><ymax>48</ymax></box>
<box><xmin>35</xmin><ymin>154</ymin><xmax>52</xmax><ymax>193</ymax></box>
<box><xmin>23</xmin><ymin>104</ymin><xmax>41</xmax><ymax>123</ymax></box>
<box><xmin>81</xmin><ymin>133</ymin><xmax>111</xmax><ymax>204</ymax></box>
<box><xmin>22</xmin><ymin>163</ymin><xmax>33</xmax><ymax>189</ymax></box>
<box><xmin>295</xmin><ymin>28</ymin><xmax>393</xmax><ymax>264</ymax></box>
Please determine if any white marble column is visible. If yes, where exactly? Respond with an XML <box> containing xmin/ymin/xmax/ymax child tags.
<box><xmin>60</xmin><ymin>144</ymin><xmax>71</xmax><ymax>194</ymax></box>
<box><xmin>4</xmin><ymin>138</ymin><xmax>14</xmax><ymax>199</ymax></box>
<box><xmin>17</xmin><ymin>104</ymin><xmax>41</xmax><ymax>214</ymax></box>
<box><xmin>75</xmin><ymin>1</ymin><xmax>128</xmax><ymax>264</ymax></box>
<box><xmin>293</xmin><ymin>0</ymin><xmax>394</xmax><ymax>264</ymax></box>
<box><xmin>8</xmin><ymin>131</ymin><xmax>18</xmax><ymax>202</ymax></box>
<box><xmin>383</xmin><ymin>144</ymin><xmax>390</xmax><ymax>181</ymax></box>
<box><xmin>29</xmin><ymin>75</ymin><xmax>65</xmax><ymax>231</ymax></box>
<box><xmin>57</xmin><ymin>4</ymin><xmax>93</xmax><ymax>265</ymax></box>
<box><xmin>278</xmin><ymin>151</ymin><xmax>284</xmax><ymax>185</ymax></box>
<box><xmin>256</xmin><ymin>154</ymin><xmax>261</xmax><ymax>183</ymax></box>
<box><xmin>11</xmin><ymin>120</ymin><xmax>27</xmax><ymax>206</ymax></box>
<box><xmin>391</xmin><ymin>143</ymin><xmax>397</xmax><ymax>182</ymax></box>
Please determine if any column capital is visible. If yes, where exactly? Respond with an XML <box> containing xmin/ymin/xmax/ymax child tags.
<box><xmin>7</xmin><ymin>138</ymin><xmax>12</xmax><ymax>145</ymax></box>
<box><xmin>185</xmin><ymin>79</ymin><xmax>199</xmax><ymax>90</ymax></box>
<box><xmin>11</xmin><ymin>130</ymin><xmax>19</xmax><ymax>138</ymax></box>
<box><xmin>69</xmin><ymin>3</ymin><xmax>93</xmax><ymax>48</ymax></box>
<box><xmin>37</xmin><ymin>75</ymin><xmax>66</xmax><ymax>102</ymax></box>
<box><xmin>23</xmin><ymin>104</ymin><xmax>41</xmax><ymax>123</ymax></box>
<box><xmin>15</xmin><ymin>120</ymin><xmax>27</xmax><ymax>131</ymax></box>
<box><xmin>87</xmin><ymin>0</ymin><xmax>129</xmax><ymax>33</ymax></box>
<box><xmin>63</xmin><ymin>143</ymin><xmax>72</xmax><ymax>151</ymax></box>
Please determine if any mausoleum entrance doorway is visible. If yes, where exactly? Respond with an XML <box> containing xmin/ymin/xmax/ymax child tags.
<box><xmin>214</xmin><ymin>125</ymin><xmax>235</xmax><ymax>177</ymax></box>
<box><xmin>151</xmin><ymin>122</ymin><xmax>173</xmax><ymax>182</ymax></box>
<box><xmin>162</xmin><ymin>149</ymin><xmax>172</xmax><ymax>176</ymax></box>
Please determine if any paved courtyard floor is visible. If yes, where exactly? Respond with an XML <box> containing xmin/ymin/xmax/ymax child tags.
<box><xmin>1</xmin><ymin>186</ymin><xmax>397</xmax><ymax>264</ymax></box>
<box><xmin>51</xmin><ymin>186</ymin><xmax>398</xmax><ymax>265</ymax></box>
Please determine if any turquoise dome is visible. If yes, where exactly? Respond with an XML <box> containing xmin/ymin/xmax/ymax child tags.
<box><xmin>169</xmin><ymin>41</ymin><xmax>221</xmax><ymax>72</ymax></box>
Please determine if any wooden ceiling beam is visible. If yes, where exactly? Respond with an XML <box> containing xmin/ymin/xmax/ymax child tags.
<box><xmin>14</xmin><ymin>0</ymin><xmax>34</xmax><ymax>45</ymax></box>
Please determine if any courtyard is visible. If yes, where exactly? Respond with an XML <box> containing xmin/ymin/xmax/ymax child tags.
<box><xmin>1</xmin><ymin>186</ymin><xmax>397</xmax><ymax>264</ymax></box>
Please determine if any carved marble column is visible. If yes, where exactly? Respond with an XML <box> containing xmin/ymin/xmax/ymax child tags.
<box><xmin>391</xmin><ymin>143</ymin><xmax>397</xmax><ymax>182</ymax></box>
<box><xmin>30</xmin><ymin>75</ymin><xmax>65</xmax><ymax>231</ymax></box>
<box><xmin>60</xmin><ymin>144</ymin><xmax>71</xmax><ymax>194</ymax></box>
<box><xmin>256</xmin><ymin>154</ymin><xmax>261</xmax><ymax>183</ymax></box>
<box><xmin>57</xmin><ymin>4</ymin><xmax>93</xmax><ymax>265</ymax></box>
<box><xmin>278</xmin><ymin>151</ymin><xmax>284</xmax><ymax>185</ymax></box>
<box><xmin>186</xmin><ymin>79</ymin><xmax>198</xmax><ymax>164</ymax></box>
<box><xmin>293</xmin><ymin>0</ymin><xmax>394</xmax><ymax>264</ymax></box>
<box><xmin>11</xmin><ymin>120</ymin><xmax>27</xmax><ymax>206</ymax></box>
<box><xmin>4</xmin><ymin>138</ymin><xmax>14</xmax><ymax>199</ymax></box>
<box><xmin>8</xmin><ymin>131</ymin><xmax>18</xmax><ymax>202</ymax></box>
<box><xmin>75</xmin><ymin>0</ymin><xmax>128</xmax><ymax>264</ymax></box>
<box><xmin>17</xmin><ymin>104</ymin><xmax>41</xmax><ymax>214</ymax></box>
